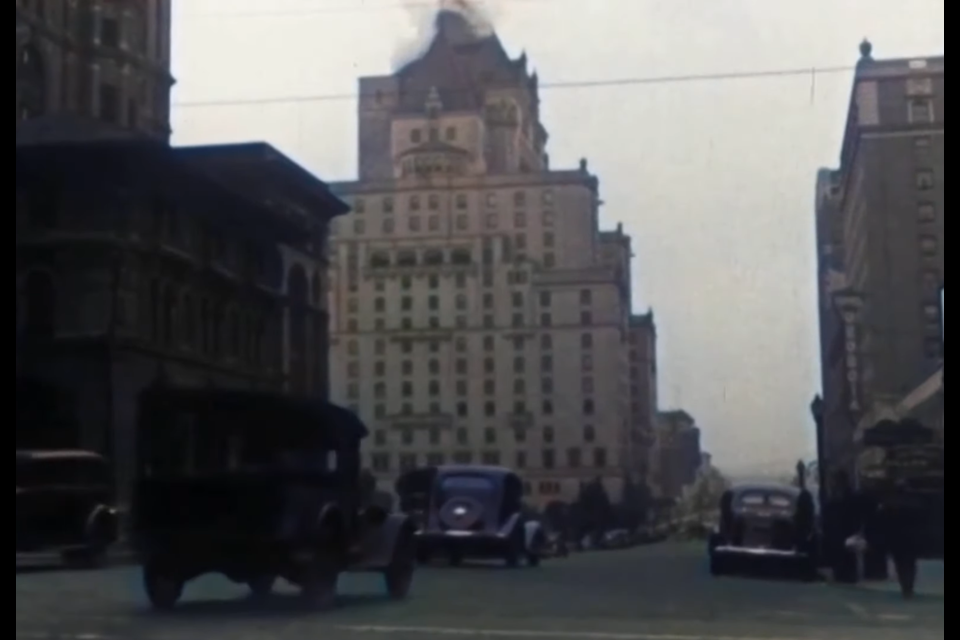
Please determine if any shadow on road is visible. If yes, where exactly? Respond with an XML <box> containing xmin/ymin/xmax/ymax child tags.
<box><xmin>133</xmin><ymin>592</ymin><xmax>394</xmax><ymax>620</ymax></box>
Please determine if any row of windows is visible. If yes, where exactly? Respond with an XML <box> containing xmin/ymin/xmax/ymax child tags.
<box><xmin>351</xmin><ymin>189</ymin><xmax>554</xmax><ymax>215</ymax></box>
<box><xmin>337</xmin><ymin>209</ymin><xmax>556</xmax><ymax>238</ymax></box>
<box><xmin>347</xmin><ymin>397</ymin><xmax>597</xmax><ymax>420</ymax></box>
<box><xmin>346</xmin><ymin>375</ymin><xmax>600</xmax><ymax>401</ymax></box>
<box><xmin>345</xmin><ymin>332</ymin><xmax>595</xmax><ymax>356</ymax></box>
<box><xmin>370</xmin><ymin>425</ymin><xmax>597</xmax><ymax>447</ymax></box>
<box><xmin>344</xmin><ymin>289</ymin><xmax>593</xmax><ymax>318</ymax></box>
<box><xmin>368</xmin><ymin>448</ymin><xmax>608</xmax><ymax>472</ymax></box>
<box><xmin>340</xmin><ymin>309</ymin><xmax>596</xmax><ymax>333</ymax></box>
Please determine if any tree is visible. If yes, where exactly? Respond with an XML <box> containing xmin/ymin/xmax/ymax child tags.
<box><xmin>617</xmin><ymin>476</ymin><xmax>652</xmax><ymax>530</ymax></box>
<box><xmin>575</xmin><ymin>478</ymin><xmax>614</xmax><ymax>536</ymax></box>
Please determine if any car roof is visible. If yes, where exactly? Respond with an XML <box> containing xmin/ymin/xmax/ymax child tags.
<box><xmin>436</xmin><ymin>465</ymin><xmax>518</xmax><ymax>478</ymax></box>
<box><xmin>139</xmin><ymin>388</ymin><xmax>368</xmax><ymax>439</ymax></box>
<box><xmin>16</xmin><ymin>450</ymin><xmax>105</xmax><ymax>462</ymax></box>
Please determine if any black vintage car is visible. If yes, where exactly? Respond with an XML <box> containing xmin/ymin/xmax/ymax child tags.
<box><xmin>398</xmin><ymin>465</ymin><xmax>546</xmax><ymax>566</ymax></box>
<box><xmin>133</xmin><ymin>388</ymin><xmax>418</xmax><ymax>610</ymax></box>
<box><xmin>16</xmin><ymin>450</ymin><xmax>119</xmax><ymax>566</ymax></box>
<box><xmin>708</xmin><ymin>484</ymin><xmax>818</xmax><ymax>577</ymax></box>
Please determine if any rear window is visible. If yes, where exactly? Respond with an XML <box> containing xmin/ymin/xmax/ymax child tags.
<box><xmin>737</xmin><ymin>491</ymin><xmax>793</xmax><ymax>508</ymax></box>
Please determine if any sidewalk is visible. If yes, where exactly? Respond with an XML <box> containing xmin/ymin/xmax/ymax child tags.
<box><xmin>16</xmin><ymin>545</ymin><xmax>137</xmax><ymax>569</ymax></box>
<box><xmin>855</xmin><ymin>561</ymin><xmax>942</xmax><ymax>596</ymax></box>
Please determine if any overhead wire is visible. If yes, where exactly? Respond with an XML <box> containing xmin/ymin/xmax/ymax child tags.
<box><xmin>183</xmin><ymin>0</ymin><xmax>571</xmax><ymax>19</ymax></box>
<box><xmin>174</xmin><ymin>65</ymin><xmax>855</xmax><ymax>107</ymax></box>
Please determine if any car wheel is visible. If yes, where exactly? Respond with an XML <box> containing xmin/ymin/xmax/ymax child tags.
<box><xmin>144</xmin><ymin>565</ymin><xmax>183</xmax><ymax>610</ymax></box>
<box><xmin>248</xmin><ymin>575</ymin><xmax>276</xmax><ymax>599</ymax></box>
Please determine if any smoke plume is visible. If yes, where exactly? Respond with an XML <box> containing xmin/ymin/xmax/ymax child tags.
<box><xmin>392</xmin><ymin>0</ymin><xmax>499</xmax><ymax>69</ymax></box>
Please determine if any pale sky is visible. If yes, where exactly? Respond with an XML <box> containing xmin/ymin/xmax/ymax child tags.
<box><xmin>169</xmin><ymin>0</ymin><xmax>944</xmax><ymax>474</ymax></box>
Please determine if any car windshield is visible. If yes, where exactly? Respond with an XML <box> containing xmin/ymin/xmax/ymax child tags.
<box><xmin>438</xmin><ymin>475</ymin><xmax>495</xmax><ymax>502</ymax></box>
<box><xmin>768</xmin><ymin>494</ymin><xmax>793</xmax><ymax>508</ymax></box>
<box><xmin>737</xmin><ymin>492</ymin><xmax>793</xmax><ymax>508</ymax></box>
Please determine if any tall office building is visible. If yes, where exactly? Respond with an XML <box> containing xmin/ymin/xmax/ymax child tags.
<box><xmin>17</xmin><ymin>0</ymin><xmax>174</xmax><ymax>136</ymax></box>
<box><xmin>814</xmin><ymin>42</ymin><xmax>943</xmax><ymax>476</ymax></box>
<box><xmin>327</xmin><ymin>9</ymin><xmax>644</xmax><ymax>505</ymax></box>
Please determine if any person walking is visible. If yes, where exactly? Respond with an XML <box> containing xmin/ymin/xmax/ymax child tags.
<box><xmin>874</xmin><ymin>491</ymin><xmax>923</xmax><ymax>598</ymax></box>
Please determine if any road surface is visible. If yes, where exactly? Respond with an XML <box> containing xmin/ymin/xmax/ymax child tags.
<box><xmin>17</xmin><ymin>543</ymin><xmax>941</xmax><ymax>639</ymax></box>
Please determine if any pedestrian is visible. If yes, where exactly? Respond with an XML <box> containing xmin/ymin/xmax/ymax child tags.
<box><xmin>874</xmin><ymin>491</ymin><xmax>923</xmax><ymax>598</ymax></box>
<box><xmin>825</xmin><ymin>471</ymin><xmax>860</xmax><ymax>583</ymax></box>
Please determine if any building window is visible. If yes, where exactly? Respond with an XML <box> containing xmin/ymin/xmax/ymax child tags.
<box><xmin>908</xmin><ymin>99</ymin><xmax>933</xmax><ymax>123</ymax></box>
<box><xmin>584</xmin><ymin>426</ymin><xmax>595</xmax><ymax>442</ymax></box>
<box><xmin>514</xmin><ymin>191</ymin><xmax>526</xmax><ymax>207</ymax></box>
<box><xmin>353</xmin><ymin>198</ymin><xmax>365</xmax><ymax>213</ymax></box>
<box><xmin>924</xmin><ymin>338</ymin><xmax>941</xmax><ymax>358</ymax></box>
<box><xmin>99</xmin><ymin>84</ymin><xmax>120</xmax><ymax>122</ymax></box>
<box><xmin>583</xmin><ymin>399</ymin><xmax>595</xmax><ymax>415</ymax></box>
<box><xmin>410</xmin><ymin>129</ymin><xmax>421</xmax><ymax>143</ymax></box>
<box><xmin>456</xmin><ymin>194</ymin><xmax>468</xmax><ymax>209</ymax></box>
<box><xmin>916</xmin><ymin>171</ymin><xmax>934</xmax><ymax>190</ymax></box>
<box><xmin>515</xmin><ymin>211</ymin><xmax>526</xmax><ymax>228</ymax></box>
<box><xmin>918</xmin><ymin>203</ymin><xmax>935</xmax><ymax>222</ymax></box>
<box><xmin>593</xmin><ymin>448</ymin><xmax>607</xmax><ymax>468</ymax></box>
<box><xmin>919</xmin><ymin>236</ymin><xmax>937</xmax><ymax>255</ymax></box>
<box><xmin>567</xmin><ymin>448</ymin><xmax>582</xmax><ymax>468</ymax></box>
<box><xmin>100</xmin><ymin>16</ymin><xmax>120</xmax><ymax>47</ymax></box>
<box><xmin>446</xmin><ymin>126</ymin><xmax>457</xmax><ymax>140</ymax></box>
<box><xmin>383</xmin><ymin>197</ymin><xmax>394</xmax><ymax>213</ymax></box>
<box><xmin>542</xmin><ymin>450</ymin><xmax>555</xmax><ymax>469</ymax></box>
<box><xmin>516</xmin><ymin>452</ymin><xmax>527</xmax><ymax>468</ymax></box>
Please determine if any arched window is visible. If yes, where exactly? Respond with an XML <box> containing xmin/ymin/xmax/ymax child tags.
<box><xmin>23</xmin><ymin>271</ymin><xmax>55</xmax><ymax>339</ymax></box>
<box><xmin>287</xmin><ymin>265</ymin><xmax>309</xmax><ymax>394</ymax></box>
<box><xmin>17</xmin><ymin>44</ymin><xmax>46</xmax><ymax>120</ymax></box>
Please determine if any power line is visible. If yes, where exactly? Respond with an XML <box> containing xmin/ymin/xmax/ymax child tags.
<box><xmin>174</xmin><ymin>64</ymin><xmax>855</xmax><ymax>108</ymax></box>
<box><xmin>183</xmin><ymin>0</ymin><xmax>559</xmax><ymax>19</ymax></box>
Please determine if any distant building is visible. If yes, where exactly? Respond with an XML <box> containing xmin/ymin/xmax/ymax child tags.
<box><xmin>653</xmin><ymin>410</ymin><xmax>701</xmax><ymax>499</ymax></box>
<box><xmin>16</xmin><ymin>1</ymin><xmax>174</xmax><ymax>137</ymax></box>
<box><xmin>326</xmin><ymin>9</ymin><xmax>648</xmax><ymax>505</ymax></box>
<box><xmin>627</xmin><ymin>312</ymin><xmax>659</xmax><ymax>479</ymax></box>
<box><xmin>814</xmin><ymin>42</ymin><xmax>943</xmax><ymax>482</ymax></box>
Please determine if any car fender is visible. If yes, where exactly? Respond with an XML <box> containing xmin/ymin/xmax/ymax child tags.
<box><xmin>84</xmin><ymin>505</ymin><xmax>118</xmax><ymax>543</ymax></box>
<box><xmin>358</xmin><ymin>513</ymin><xmax>418</xmax><ymax>568</ymax></box>
<box><xmin>498</xmin><ymin>512</ymin><xmax>522</xmax><ymax>538</ymax></box>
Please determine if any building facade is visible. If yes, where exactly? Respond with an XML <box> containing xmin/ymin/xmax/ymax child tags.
<box><xmin>16</xmin><ymin>120</ymin><xmax>347</xmax><ymax>508</ymax></box>
<box><xmin>327</xmin><ymin>10</ymin><xmax>642</xmax><ymax>506</ymax></box>
<box><xmin>627</xmin><ymin>312</ymin><xmax>659</xmax><ymax>479</ymax></box>
<box><xmin>814</xmin><ymin>42</ymin><xmax>943</xmax><ymax>483</ymax></box>
<box><xmin>17</xmin><ymin>0</ymin><xmax>173</xmax><ymax>136</ymax></box>
<box><xmin>652</xmin><ymin>410</ymin><xmax>702</xmax><ymax>500</ymax></box>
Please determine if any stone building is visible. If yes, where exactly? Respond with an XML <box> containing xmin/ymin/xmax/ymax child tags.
<box><xmin>327</xmin><ymin>10</ymin><xmax>645</xmax><ymax>505</ymax></box>
<box><xmin>16</xmin><ymin>0</ymin><xmax>173</xmax><ymax>136</ymax></box>
<box><xmin>627</xmin><ymin>312</ymin><xmax>659</xmax><ymax>480</ymax></box>
<box><xmin>16</xmin><ymin>121</ymin><xmax>347</xmax><ymax>507</ymax></box>
<box><xmin>652</xmin><ymin>410</ymin><xmax>702</xmax><ymax>500</ymax></box>
<box><xmin>814</xmin><ymin>42</ymin><xmax>943</xmax><ymax>481</ymax></box>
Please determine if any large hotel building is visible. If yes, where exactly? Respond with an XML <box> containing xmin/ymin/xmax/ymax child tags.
<box><xmin>815</xmin><ymin>42</ymin><xmax>943</xmax><ymax>479</ymax></box>
<box><xmin>327</xmin><ymin>10</ymin><xmax>655</xmax><ymax>504</ymax></box>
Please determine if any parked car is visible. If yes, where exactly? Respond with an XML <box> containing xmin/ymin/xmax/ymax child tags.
<box><xmin>16</xmin><ymin>449</ymin><xmax>119</xmax><ymax>567</ymax></box>
<box><xmin>132</xmin><ymin>388</ymin><xmax>418</xmax><ymax>610</ymax></box>
<box><xmin>397</xmin><ymin>465</ymin><xmax>546</xmax><ymax>567</ymax></box>
<box><xmin>708</xmin><ymin>483</ymin><xmax>818</xmax><ymax>577</ymax></box>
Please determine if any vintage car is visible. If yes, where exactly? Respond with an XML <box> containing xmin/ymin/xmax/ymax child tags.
<box><xmin>708</xmin><ymin>483</ymin><xmax>818</xmax><ymax>576</ymax></box>
<box><xmin>16</xmin><ymin>449</ymin><xmax>119</xmax><ymax>566</ymax></box>
<box><xmin>132</xmin><ymin>388</ymin><xmax>417</xmax><ymax>610</ymax></box>
<box><xmin>397</xmin><ymin>465</ymin><xmax>546</xmax><ymax>566</ymax></box>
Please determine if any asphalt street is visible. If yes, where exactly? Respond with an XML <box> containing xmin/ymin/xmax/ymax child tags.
<box><xmin>17</xmin><ymin>543</ymin><xmax>941</xmax><ymax>639</ymax></box>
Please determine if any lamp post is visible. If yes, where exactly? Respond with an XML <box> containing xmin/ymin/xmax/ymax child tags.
<box><xmin>810</xmin><ymin>395</ymin><xmax>826</xmax><ymax>505</ymax></box>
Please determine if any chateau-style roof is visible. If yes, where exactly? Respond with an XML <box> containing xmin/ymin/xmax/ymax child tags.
<box><xmin>396</xmin><ymin>10</ymin><xmax>526</xmax><ymax>113</ymax></box>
